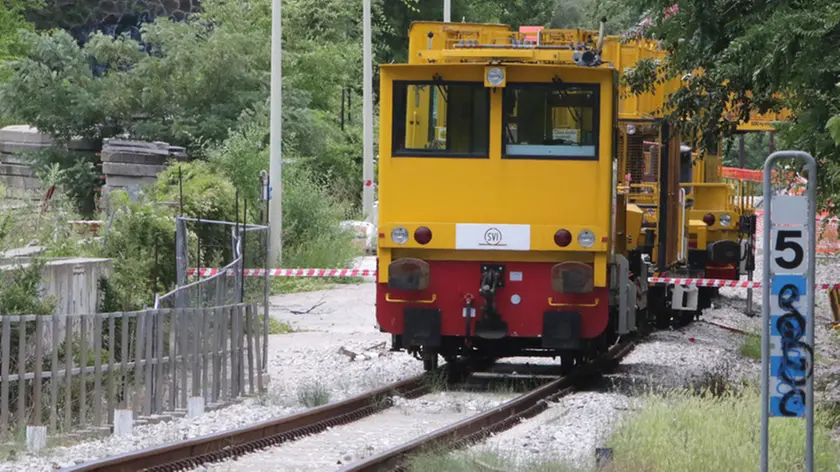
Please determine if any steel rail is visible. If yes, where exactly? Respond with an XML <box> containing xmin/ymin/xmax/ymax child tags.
<box><xmin>699</xmin><ymin>319</ymin><xmax>750</xmax><ymax>335</ymax></box>
<box><xmin>337</xmin><ymin>339</ymin><xmax>637</xmax><ymax>472</ymax></box>
<box><xmin>61</xmin><ymin>369</ymin><xmax>443</xmax><ymax>472</ymax></box>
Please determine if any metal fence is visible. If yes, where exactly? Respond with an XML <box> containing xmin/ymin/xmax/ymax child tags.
<box><xmin>155</xmin><ymin>217</ymin><xmax>270</xmax><ymax>310</ymax></box>
<box><xmin>154</xmin><ymin>213</ymin><xmax>270</xmax><ymax>369</ymax></box>
<box><xmin>0</xmin><ymin>304</ymin><xmax>264</xmax><ymax>441</ymax></box>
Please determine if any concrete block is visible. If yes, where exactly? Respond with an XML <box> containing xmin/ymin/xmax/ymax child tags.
<box><xmin>187</xmin><ymin>397</ymin><xmax>205</xmax><ymax>419</ymax></box>
<box><xmin>0</xmin><ymin>174</ymin><xmax>41</xmax><ymax>190</ymax></box>
<box><xmin>103</xmin><ymin>139</ymin><xmax>168</xmax><ymax>150</ymax></box>
<box><xmin>101</xmin><ymin>151</ymin><xmax>171</xmax><ymax>166</ymax></box>
<box><xmin>0</xmin><ymin>126</ymin><xmax>95</xmax><ymax>150</ymax></box>
<box><xmin>0</xmin><ymin>141</ymin><xmax>51</xmax><ymax>154</ymax></box>
<box><xmin>113</xmin><ymin>409</ymin><xmax>133</xmax><ymax>436</ymax></box>
<box><xmin>0</xmin><ymin>163</ymin><xmax>36</xmax><ymax>177</ymax></box>
<box><xmin>102</xmin><ymin>175</ymin><xmax>159</xmax><ymax>188</ymax></box>
<box><xmin>26</xmin><ymin>425</ymin><xmax>46</xmax><ymax>452</ymax></box>
<box><xmin>103</xmin><ymin>162</ymin><xmax>165</xmax><ymax>178</ymax></box>
<box><xmin>0</xmin><ymin>126</ymin><xmax>53</xmax><ymax>145</ymax></box>
<box><xmin>0</xmin><ymin>153</ymin><xmax>34</xmax><ymax>165</ymax></box>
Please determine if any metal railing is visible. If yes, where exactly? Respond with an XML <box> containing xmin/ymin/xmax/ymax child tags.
<box><xmin>0</xmin><ymin>304</ymin><xmax>265</xmax><ymax>441</ymax></box>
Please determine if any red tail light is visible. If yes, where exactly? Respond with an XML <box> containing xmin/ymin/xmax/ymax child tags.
<box><xmin>703</xmin><ymin>213</ymin><xmax>715</xmax><ymax>226</ymax></box>
<box><xmin>414</xmin><ymin>226</ymin><xmax>432</xmax><ymax>244</ymax></box>
<box><xmin>554</xmin><ymin>229</ymin><xmax>572</xmax><ymax>247</ymax></box>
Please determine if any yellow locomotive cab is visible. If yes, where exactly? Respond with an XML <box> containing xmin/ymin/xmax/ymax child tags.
<box><xmin>374</xmin><ymin>21</ymin><xmax>642</xmax><ymax>370</ymax></box>
<box><xmin>377</xmin><ymin>63</ymin><xmax>615</xmax><ymax>283</ymax></box>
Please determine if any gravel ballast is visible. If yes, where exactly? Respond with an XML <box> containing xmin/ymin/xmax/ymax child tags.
<box><xmin>195</xmin><ymin>391</ymin><xmax>518</xmax><ymax>472</ymax></box>
<box><xmin>2</xmin><ymin>257</ymin><xmax>422</xmax><ymax>472</ymax></box>
<box><xmin>6</xmin><ymin>242</ymin><xmax>839</xmax><ymax>471</ymax></box>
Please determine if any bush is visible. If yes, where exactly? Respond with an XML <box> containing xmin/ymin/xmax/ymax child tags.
<box><xmin>97</xmin><ymin>190</ymin><xmax>178</xmax><ymax>311</ymax></box>
<box><xmin>21</xmin><ymin>145</ymin><xmax>101</xmax><ymax>217</ymax></box>
<box><xmin>280</xmin><ymin>164</ymin><xmax>360</xmax><ymax>268</ymax></box>
<box><xmin>0</xmin><ymin>258</ymin><xmax>56</xmax><ymax>316</ymax></box>
<box><xmin>297</xmin><ymin>382</ymin><xmax>331</xmax><ymax>408</ymax></box>
<box><xmin>153</xmin><ymin>160</ymin><xmax>240</xmax><ymax>267</ymax></box>
<box><xmin>207</xmin><ymin>101</ymin><xmax>361</xmax><ymax>271</ymax></box>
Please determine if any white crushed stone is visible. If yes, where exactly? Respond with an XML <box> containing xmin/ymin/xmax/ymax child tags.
<box><xmin>462</xmin><ymin>251</ymin><xmax>840</xmax><ymax>470</ymax></box>
<box><xmin>6</xmin><ymin>250</ymin><xmax>839</xmax><ymax>471</ymax></box>
<box><xmin>196</xmin><ymin>391</ymin><xmax>517</xmax><ymax>472</ymax></box>
<box><xmin>465</xmin><ymin>317</ymin><xmax>756</xmax><ymax>470</ymax></box>
<box><xmin>3</xmin><ymin>258</ymin><xmax>426</xmax><ymax>472</ymax></box>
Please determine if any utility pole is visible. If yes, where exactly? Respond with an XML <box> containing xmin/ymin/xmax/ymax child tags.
<box><xmin>362</xmin><ymin>0</ymin><xmax>374</xmax><ymax>219</ymax></box>
<box><xmin>444</xmin><ymin>0</ymin><xmax>451</xmax><ymax>22</ymax></box>
<box><xmin>269</xmin><ymin>0</ymin><xmax>283</xmax><ymax>265</ymax></box>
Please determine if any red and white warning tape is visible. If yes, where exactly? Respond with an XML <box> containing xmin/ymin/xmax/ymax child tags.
<box><xmin>184</xmin><ymin>268</ymin><xmax>840</xmax><ymax>290</ymax></box>
<box><xmin>647</xmin><ymin>277</ymin><xmax>840</xmax><ymax>291</ymax></box>
<box><xmin>187</xmin><ymin>268</ymin><xmax>375</xmax><ymax>277</ymax></box>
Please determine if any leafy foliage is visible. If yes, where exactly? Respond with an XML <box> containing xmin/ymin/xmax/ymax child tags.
<box><xmin>208</xmin><ymin>101</ymin><xmax>361</xmax><ymax>269</ymax></box>
<box><xmin>722</xmin><ymin>132</ymin><xmax>775</xmax><ymax>170</ymax></box>
<box><xmin>97</xmin><ymin>191</ymin><xmax>178</xmax><ymax>311</ymax></box>
<box><xmin>0</xmin><ymin>0</ymin><xmax>39</xmax><ymax>68</ymax></box>
<box><xmin>626</xmin><ymin>0</ymin><xmax>840</xmax><ymax>214</ymax></box>
<box><xmin>0</xmin><ymin>258</ymin><xmax>56</xmax><ymax>315</ymax></box>
<box><xmin>0</xmin><ymin>14</ymin><xmax>266</xmax><ymax>147</ymax></box>
<box><xmin>0</xmin><ymin>0</ymin><xmax>40</xmax><ymax>125</ymax></box>
<box><xmin>22</xmin><ymin>145</ymin><xmax>101</xmax><ymax>216</ymax></box>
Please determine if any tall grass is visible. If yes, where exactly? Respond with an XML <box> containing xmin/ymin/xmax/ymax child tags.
<box><xmin>406</xmin><ymin>449</ymin><xmax>586</xmax><ymax>472</ymax></box>
<box><xmin>605</xmin><ymin>385</ymin><xmax>840</xmax><ymax>471</ymax></box>
<box><xmin>739</xmin><ymin>332</ymin><xmax>762</xmax><ymax>360</ymax></box>
<box><xmin>405</xmin><ymin>382</ymin><xmax>840</xmax><ymax>472</ymax></box>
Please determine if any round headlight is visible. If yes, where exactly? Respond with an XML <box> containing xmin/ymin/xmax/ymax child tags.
<box><xmin>719</xmin><ymin>214</ymin><xmax>731</xmax><ymax>227</ymax></box>
<box><xmin>391</xmin><ymin>227</ymin><xmax>409</xmax><ymax>244</ymax></box>
<box><xmin>486</xmin><ymin>67</ymin><xmax>505</xmax><ymax>86</ymax></box>
<box><xmin>626</xmin><ymin>124</ymin><xmax>637</xmax><ymax>135</ymax></box>
<box><xmin>578</xmin><ymin>230</ymin><xmax>596</xmax><ymax>248</ymax></box>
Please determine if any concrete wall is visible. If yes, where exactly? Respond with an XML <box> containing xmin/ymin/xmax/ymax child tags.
<box><xmin>1</xmin><ymin>257</ymin><xmax>113</xmax><ymax>350</ymax></box>
<box><xmin>0</xmin><ymin>257</ymin><xmax>113</xmax><ymax>316</ymax></box>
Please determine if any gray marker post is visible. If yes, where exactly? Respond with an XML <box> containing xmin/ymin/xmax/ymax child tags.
<box><xmin>761</xmin><ymin>151</ymin><xmax>817</xmax><ymax>472</ymax></box>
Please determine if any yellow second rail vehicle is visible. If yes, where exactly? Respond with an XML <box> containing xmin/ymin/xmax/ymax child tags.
<box><xmin>375</xmin><ymin>20</ymin><xmax>723</xmax><ymax>370</ymax></box>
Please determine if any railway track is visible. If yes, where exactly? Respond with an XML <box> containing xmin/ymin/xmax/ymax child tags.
<box><xmin>699</xmin><ymin>319</ymin><xmax>750</xmax><ymax>335</ymax></box>
<box><xmin>61</xmin><ymin>312</ymin><xmax>754</xmax><ymax>472</ymax></box>
<box><xmin>62</xmin><ymin>339</ymin><xmax>633</xmax><ymax>472</ymax></box>
<box><xmin>61</xmin><ymin>366</ymin><xmax>454</xmax><ymax>472</ymax></box>
<box><xmin>337</xmin><ymin>339</ymin><xmax>636</xmax><ymax>472</ymax></box>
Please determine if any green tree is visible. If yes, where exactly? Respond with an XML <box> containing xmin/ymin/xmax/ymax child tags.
<box><xmin>0</xmin><ymin>0</ymin><xmax>37</xmax><ymax>66</ymax></box>
<box><xmin>0</xmin><ymin>1</ymin><xmax>270</xmax><ymax>147</ymax></box>
<box><xmin>723</xmin><ymin>132</ymin><xmax>775</xmax><ymax>170</ymax></box>
<box><xmin>624</xmin><ymin>0</ymin><xmax>840</xmax><ymax>214</ymax></box>
<box><xmin>0</xmin><ymin>0</ymin><xmax>41</xmax><ymax>125</ymax></box>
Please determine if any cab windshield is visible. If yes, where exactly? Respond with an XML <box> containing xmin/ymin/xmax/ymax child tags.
<box><xmin>502</xmin><ymin>83</ymin><xmax>599</xmax><ymax>160</ymax></box>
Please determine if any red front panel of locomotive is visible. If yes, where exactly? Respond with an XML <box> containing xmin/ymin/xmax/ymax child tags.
<box><xmin>375</xmin><ymin>260</ymin><xmax>608</xmax><ymax>339</ymax></box>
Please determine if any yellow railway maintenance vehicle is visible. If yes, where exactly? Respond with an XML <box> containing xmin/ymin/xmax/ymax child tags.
<box><xmin>374</xmin><ymin>19</ymin><xmax>679</xmax><ymax>370</ymax></box>
<box><xmin>595</xmin><ymin>32</ymin><xmax>787</xmax><ymax>313</ymax></box>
